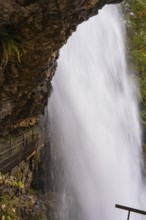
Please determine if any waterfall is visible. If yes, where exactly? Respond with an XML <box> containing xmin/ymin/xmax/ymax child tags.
<box><xmin>48</xmin><ymin>5</ymin><xmax>146</xmax><ymax>220</ymax></box>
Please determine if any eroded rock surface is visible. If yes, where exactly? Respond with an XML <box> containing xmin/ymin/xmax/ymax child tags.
<box><xmin>0</xmin><ymin>0</ymin><xmax>122</xmax><ymax>135</ymax></box>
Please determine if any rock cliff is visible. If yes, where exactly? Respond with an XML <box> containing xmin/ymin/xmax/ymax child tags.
<box><xmin>0</xmin><ymin>0</ymin><xmax>122</xmax><ymax>135</ymax></box>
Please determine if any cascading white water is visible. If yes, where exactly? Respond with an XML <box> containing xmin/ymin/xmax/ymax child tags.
<box><xmin>48</xmin><ymin>4</ymin><xmax>146</xmax><ymax>220</ymax></box>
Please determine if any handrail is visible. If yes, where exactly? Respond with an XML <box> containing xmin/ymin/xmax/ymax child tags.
<box><xmin>115</xmin><ymin>204</ymin><xmax>146</xmax><ymax>220</ymax></box>
<box><xmin>0</xmin><ymin>142</ymin><xmax>22</xmax><ymax>155</ymax></box>
<box><xmin>0</xmin><ymin>126</ymin><xmax>49</xmax><ymax>174</ymax></box>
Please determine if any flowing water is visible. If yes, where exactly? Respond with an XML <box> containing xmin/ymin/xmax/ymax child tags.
<box><xmin>48</xmin><ymin>5</ymin><xmax>146</xmax><ymax>220</ymax></box>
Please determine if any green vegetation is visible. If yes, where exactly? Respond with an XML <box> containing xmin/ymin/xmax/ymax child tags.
<box><xmin>1</xmin><ymin>33</ymin><xmax>25</xmax><ymax>66</ymax></box>
<box><xmin>0</xmin><ymin>171</ymin><xmax>47</xmax><ymax>220</ymax></box>
<box><xmin>123</xmin><ymin>0</ymin><xmax>146</xmax><ymax>124</ymax></box>
<box><xmin>0</xmin><ymin>173</ymin><xmax>24</xmax><ymax>219</ymax></box>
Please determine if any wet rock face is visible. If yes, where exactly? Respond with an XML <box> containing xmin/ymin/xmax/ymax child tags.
<box><xmin>0</xmin><ymin>0</ymin><xmax>122</xmax><ymax>135</ymax></box>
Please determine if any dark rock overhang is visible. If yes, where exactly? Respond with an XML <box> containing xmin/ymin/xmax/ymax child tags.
<box><xmin>0</xmin><ymin>0</ymin><xmax>123</xmax><ymax>135</ymax></box>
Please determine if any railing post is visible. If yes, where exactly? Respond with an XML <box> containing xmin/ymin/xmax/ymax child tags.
<box><xmin>32</xmin><ymin>128</ymin><xmax>34</xmax><ymax>142</ymax></box>
<box><xmin>9</xmin><ymin>135</ymin><xmax>12</xmax><ymax>158</ymax></box>
<box><xmin>10</xmin><ymin>135</ymin><xmax>12</xmax><ymax>148</ymax></box>
<box><xmin>36</xmin><ymin>133</ymin><xmax>39</xmax><ymax>149</ymax></box>
<box><xmin>22</xmin><ymin>132</ymin><xmax>25</xmax><ymax>148</ymax></box>
<box><xmin>42</xmin><ymin>128</ymin><xmax>44</xmax><ymax>145</ymax></box>
<box><xmin>44</xmin><ymin>126</ymin><xmax>46</xmax><ymax>144</ymax></box>
<box><xmin>127</xmin><ymin>211</ymin><xmax>130</xmax><ymax>220</ymax></box>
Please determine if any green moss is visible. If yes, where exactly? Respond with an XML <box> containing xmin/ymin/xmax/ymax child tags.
<box><xmin>28</xmin><ymin>188</ymin><xmax>37</xmax><ymax>195</ymax></box>
<box><xmin>0</xmin><ymin>193</ymin><xmax>18</xmax><ymax>220</ymax></box>
<box><xmin>14</xmin><ymin>170</ymin><xmax>23</xmax><ymax>182</ymax></box>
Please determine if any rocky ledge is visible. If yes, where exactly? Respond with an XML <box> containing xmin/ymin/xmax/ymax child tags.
<box><xmin>0</xmin><ymin>0</ymin><xmax>122</xmax><ymax>135</ymax></box>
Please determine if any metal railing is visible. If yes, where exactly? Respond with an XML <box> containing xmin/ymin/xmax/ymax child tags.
<box><xmin>0</xmin><ymin>126</ymin><xmax>49</xmax><ymax>174</ymax></box>
<box><xmin>115</xmin><ymin>204</ymin><xmax>146</xmax><ymax>220</ymax></box>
